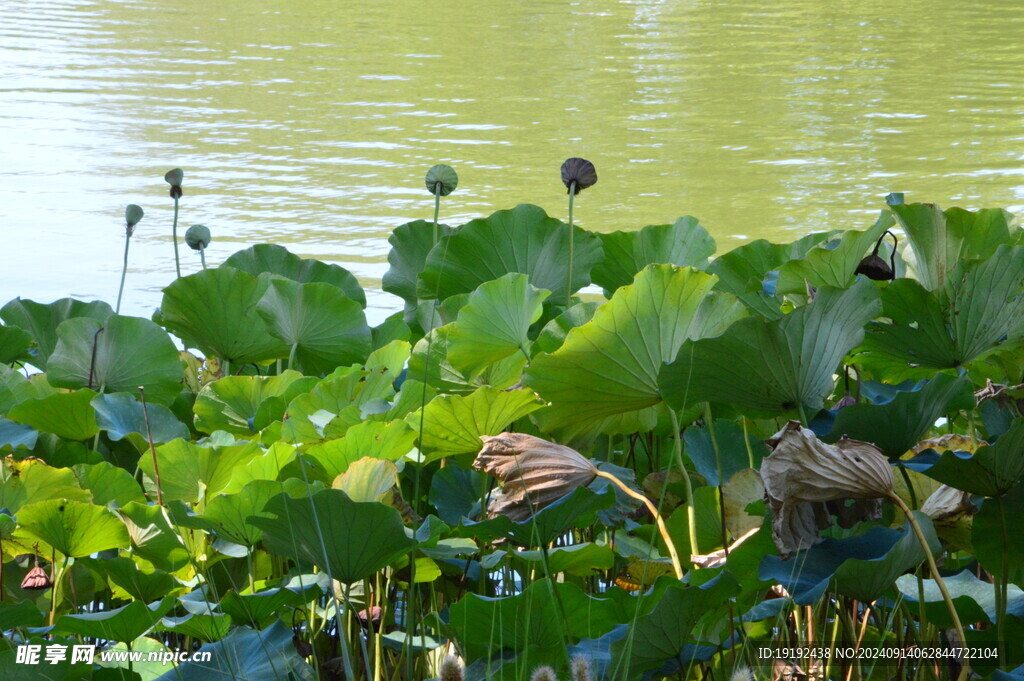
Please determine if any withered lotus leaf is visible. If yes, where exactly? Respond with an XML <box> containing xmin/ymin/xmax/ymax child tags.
<box><xmin>474</xmin><ymin>432</ymin><xmax>598</xmax><ymax>521</ymax></box>
<box><xmin>761</xmin><ymin>421</ymin><xmax>895</xmax><ymax>553</ymax></box>
<box><xmin>920</xmin><ymin>484</ymin><xmax>976</xmax><ymax>523</ymax></box>
<box><xmin>20</xmin><ymin>565</ymin><xmax>51</xmax><ymax>591</ymax></box>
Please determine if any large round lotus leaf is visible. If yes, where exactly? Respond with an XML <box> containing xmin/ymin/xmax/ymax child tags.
<box><xmin>447</xmin><ymin>273</ymin><xmax>550</xmax><ymax>378</ymax></box>
<box><xmin>856</xmin><ymin>246</ymin><xmax>1024</xmax><ymax>382</ymax></box>
<box><xmin>118</xmin><ymin>502</ymin><xmax>192</xmax><ymax>573</ymax></box>
<box><xmin>893</xmin><ymin>202</ymin><xmax>1022</xmax><ymax>291</ymax></box>
<box><xmin>223</xmin><ymin>243</ymin><xmax>366</xmax><ymax>307</ymax></box>
<box><xmin>256</xmin><ymin>279</ymin><xmax>372</xmax><ymax>376</ymax></box>
<box><xmin>8</xmin><ymin>388</ymin><xmax>98</xmax><ymax>441</ymax></box>
<box><xmin>0</xmin><ymin>325</ymin><xmax>32</xmax><ymax>365</ymax></box>
<box><xmin>52</xmin><ymin>596</ymin><xmax>174</xmax><ymax>644</ymax></box>
<box><xmin>684</xmin><ymin>418</ymin><xmax>764</xmax><ymax>486</ymax></box>
<box><xmin>47</xmin><ymin>315</ymin><xmax>183</xmax><ymax>405</ymax></box>
<box><xmin>73</xmin><ymin>462</ymin><xmax>146</xmax><ymax>507</ymax></box>
<box><xmin>608</xmin><ymin>575</ymin><xmax>740</xmax><ymax>679</ymax></box>
<box><xmin>160</xmin><ymin>267</ymin><xmax>289</xmax><ymax>366</ymax></box>
<box><xmin>758</xmin><ymin>517</ymin><xmax>940</xmax><ymax>605</ymax></box>
<box><xmin>250</xmin><ymin>488</ymin><xmax>416</xmax><ymax>584</ymax></box>
<box><xmin>91</xmin><ymin>392</ymin><xmax>188</xmax><ymax>446</ymax></box>
<box><xmin>152</xmin><ymin>621</ymin><xmax>316</xmax><ymax>681</ymax></box>
<box><xmin>407</xmin><ymin>324</ymin><xmax>526</xmax><ymax>396</ymax></box>
<box><xmin>0</xmin><ymin>298</ymin><xmax>113</xmax><ymax>369</ymax></box>
<box><xmin>138</xmin><ymin>440</ymin><xmax>266</xmax><ymax>504</ymax></box>
<box><xmin>661</xmin><ymin>279</ymin><xmax>880</xmax><ymax>417</ymax></box>
<box><xmin>305</xmin><ymin>419</ymin><xmax>416</xmax><ymax>481</ymax></box>
<box><xmin>382</xmin><ymin>219</ymin><xmax>456</xmax><ymax>305</ymax></box>
<box><xmin>202</xmin><ymin>479</ymin><xmax>284</xmax><ymax>547</ymax></box>
<box><xmin>973</xmin><ymin>482</ymin><xmax>1024</xmax><ymax>585</ymax></box>
<box><xmin>591</xmin><ymin>217</ymin><xmax>716</xmax><ymax>296</ymax></box>
<box><xmin>416</xmin><ymin>204</ymin><xmax>602</xmax><ymax>303</ymax></box>
<box><xmin>193</xmin><ymin>370</ymin><xmax>317</xmax><ymax>435</ymax></box>
<box><xmin>775</xmin><ymin>212</ymin><xmax>891</xmax><ymax>295</ymax></box>
<box><xmin>531</xmin><ymin>302</ymin><xmax>600</xmax><ymax>357</ymax></box>
<box><xmin>896</xmin><ymin>569</ymin><xmax>1023</xmax><ymax>628</ymax></box>
<box><xmin>18</xmin><ymin>498</ymin><xmax>130</xmax><ymax>557</ymax></box>
<box><xmin>527</xmin><ymin>265</ymin><xmax>745</xmax><ymax>437</ymax></box>
<box><xmin>825</xmin><ymin>374</ymin><xmax>974</xmax><ymax>457</ymax></box>
<box><xmin>0</xmin><ymin>458</ymin><xmax>90</xmax><ymax>514</ymax></box>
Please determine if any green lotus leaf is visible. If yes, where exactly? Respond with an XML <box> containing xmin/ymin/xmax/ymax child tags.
<box><xmin>912</xmin><ymin>420</ymin><xmax>1024</xmax><ymax>497</ymax></box>
<box><xmin>0</xmin><ymin>297</ymin><xmax>113</xmax><ymax>368</ymax></box>
<box><xmin>758</xmin><ymin>517</ymin><xmax>940</xmax><ymax>604</ymax></box>
<box><xmin>661</xmin><ymin>279</ymin><xmax>880</xmax><ymax>417</ymax></box>
<box><xmin>408</xmin><ymin>324</ymin><xmax>527</xmax><ymax>395</ymax></box>
<box><xmin>382</xmin><ymin>219</ymin><xmax>456</xmax><ymax>306</ymax></box>
<box><xmin>856</xmin><ymin>246</ymin><xmax>1024</xmax><ymax>381</ymax></box>
<box><xmin>202</xmin><ymin>479</ymin><xmax>284</xmax><ymax>547</ymax></box>
<box><xmin>826</xmin><ymin>374</ymin><xmax>975</xmax><ymax>457</ymax></box>
<box><xmin>256</xmin><ymin>279</ymin><xmax>372</xmax><ymax>375</ymax></box>
<box><xmin>684</xmin><ymin>419</ymin><xmax>764</xmax><ymax>487</ymax></box>
<box><xmin>47</xmin><ymin>315</ymin><xmax>183</xmax><ymax>404</ymax></box>
<box><xmin>608</xmin><ymin>574</ymin><xmax>741</xmax><ymax>678</ymax></box>
<box><xmin>79</xmin><ymin>556</ymin><xmax>178</xmax><ymax>603</ymax></box>
<box><xmin>91</xmin><ymin>392</ymin><xmax>188</xmax><ymax>447</ymax></box>
<box><xmin>0</xmin><ymin>419</ymin><xmax>37</xmax><ymax>450</ymax></box>
<box><xmin>705</xmin><ymin>231</ymin><xmax>837</xmax><ymax>318</ymax></box>
<box><xmin>0</xmin><ymin>325</ymin><xmax>32</xmax><ymax>365</ymax></box>
<box><xmin>217</xmin><ymin>584</ymin><xmax>320</xmax><ymax>628</ymax></box>
<box><xmin>152</xmin><ymin>621</ymin><xmax>316</xmax><ymax>681</ymax></box>
<box><xmin>893</xmin><ymin>202</ymin><xmax>1023</xmax><ymax>290</ymax></box>
<box><xmin>897</xmin><ymin>569</ymin><xmax>1024</xmax><ymax>628</ymax></box>
<box><xmin>775</xmin><ymin>211</ymin><xmax>892</xmax><ymax>294</ymax></box>
<box><xmin>417</xmin><ymin>204</ymin><xmax>603</xmax><ymax>303</ymax></box>
<box><xmin>250</xmin><ymin>488</ymin><xmax>416</xmax><ymax>584</ymax></box>
<box><xmin>406</xmin><ymin>386</ymin><xmax>543</xmax><ymax>461</ymax></box>
<box><xmin>0</xmin><ymin>458</ymin><xmax>89</xmax><ymax>514</ymax></box>
<box><xmin>306</xmin><ymin>419</ymin><xmax>416</xmax><ymax>482</ymax></box>
<box><xmin>972</xmin><ymin>482</ymin><xmax>1024</xmax><ymax>584</ymax></box>
<box><xmin>279</xmin><ymin>367</ymin><xmax>368</xmax><ymax>443</ymax></box>
<box><xmin>531</xmin><ymin>302</ymin><xmax>600</xmax><ymax>356</ymax></box>
<box><xmin>118</xmin><ymin>502</ymin><xmax>192</xmax><ymax>573</ymax></box>
<box><xmin>8</xmin><ymin>388</ymin><xmax>98</xmax><ymax>440</ymax></box>
<box><xmin>429</xmin><ymin>461</ymin><xmax>484</xmax><ymax>525</ymax></box>
<box><xmin>73</xmin><ymin>461</ymin><xmax>147</xmax><ymax>507</ymax></box>
<box><xmin>138</xmin><ymin>440</ymin><xmax>264</xmax><ymax>504</ymax></box>
<box><xmin>18</xmin><ymin>498</ymin><xmax>130</xmax><ymax>557</ymax></box>
<box><xmin>51</xmin><ymin>596</ymin><xmax>174</xmax><ymax>644</ymax></box>
<box><xmin>0</xmin><ymin>601</ymin><xmax>45</xmax><ymax>630</ymax></box>
<box><xmin>193</xmin><ymin>370</ymin><xmax>317</xmax><ymax>435</ymax></box>
<box><xmin>223</xmin><ymin>243</ymin><xmax>366</xmax><ymax>307</ymax></box>
<box><xmin>220</xmin><ymin>442</ymin><xmax>296</xmax><ymax>494</ymax></box>
<box><xmin>513</xmin><ymin>543</ymin><xmax>615</xmax><ymax>577</ymax></box>
<box><xmin>527</xmin><ymin>265</ymin><xmax>745</xmax><ymax>437</ymax></box>
<box><xmin>333</xmin><ymin>458</ymin><xmax>398</xmax><ymax>502</ymax></box>
<box><xmin>160</xmin><ymin>267</ymin><xmax>289</xmax><ymax>366</ymax></box>
<box><xmin>447</xmin><ymin>273</ymin><xmax>550</xmax><ymax>378</ymax></box>
<box><xmin>0</xmin><ymin>365</ymin><xmax>37</xmax><ymax>415</ymax></box>
<box><xmin>156</xmin><ymin>613</ymin><xmax>232</xmax><ymax>643</ymax></box>
<box><xmin>591</xmin><ymin>217</ymin><xmax>716</xmax><ymax>296</ymax></box>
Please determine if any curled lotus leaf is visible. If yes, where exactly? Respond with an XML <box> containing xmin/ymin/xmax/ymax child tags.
<box><xmin>920</xmin><ymin>484</ymin><xmax>977</xmax><ymax>523</ymax></box>
<box><xmin>761</xmin><ymin>421</ymin><xmax>895</xmax><ymax>554</ymax></box>
<box><xmin>473</xmin><ymin>432</ymin><xmax>598</xmax><ymax>521</ymax></box>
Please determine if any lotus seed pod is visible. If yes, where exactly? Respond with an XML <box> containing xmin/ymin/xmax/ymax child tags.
<box><xmin>855</xmin><ymin>253</ymin><xmax>894</xmax><ymax>281</ymax></box>
<box><xmin>560</xmin><ymin>157</ymin><xmax>597</xmax><ymax>195</ymax></box>
<box><xmin>124</xmin><ymin>204</ymin><xmax>144</xmax><ymax>235</ymax></box>
<box><xmin>164</xmin><ymin>168</ymin><xmax>184</xmax><ymax>199</ymax></box>
<box><xmin>185</xmin><ymin>224</ymin><xmax>211</xmax><ymax>251</ymax></box>
<box><xmin>21</xmin><ymin>565</ymin><xmax>51</xmax><ymax>591</ymax></box>
<box><xmin>425</xmin><ymin>164</ymin><xmax>458</xmax><ymax>196</ymax></box>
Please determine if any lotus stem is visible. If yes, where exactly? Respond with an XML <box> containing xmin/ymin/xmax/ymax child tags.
<box><xmin>432</xmin><ymin>182</ymin><xmax>442</xmax><ymax>246</ymax></box>
<box><xmin>288</xmin><ymin>343</ymin><xmax>298</xmax><ymax>372</ymax></box>
<box><xmin>594</xmin><ymin>470</ymin><xmax>683</xmax><ymax>579</ymax></box>
<box><xmin>199</xmin><ymin>244</ymin><xmax>207</xmax><ymax>270</ymax></box>
<box><xmin>116</xmin><ymin>232</ymin><xmax>131</xmax><ymax>314</ymax></box>
<box><xmin>172</xmin><ymin>196</ymin><xmax>181</xmax><ymax>278</ymax></box>
<box><xmin>668</xmin><ymin>408</ymin><xmax>700</xmax><ymax>559</ymax></box>
<box><xmin>888</xmin><ymin>495</ymin><xmax>969</xmax><ymax>681</ymax></box>
<box><xmin>566</xmin><ymin>181</ymin><xmax>576</xmax><ymax>308</ymax></box>
<box><xmin>996</xmin><ymin>496</ymin><xmax>1009</xmax><ymax>666</ymax></box>
<box><xmin>138</xmin><ymin>386</ymin><xmax>164</xmax><ymax>506</ymax></box>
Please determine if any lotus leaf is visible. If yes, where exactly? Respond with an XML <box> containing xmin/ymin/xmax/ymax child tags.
<box><xmin>775</xmin><ymin>212</ymin><xmax>891</xmax><ymax>294</ymax></box>
<box><xmin>18</xmin><ymin>498</ymin><xmax>130</xmax><ymax>557</ymax></box>
<box><xmin>0</xmin><ymin>297</ymin><xmax>113</xmax><ymax>368</ymax></box>
<box><xmin>193</xmin><ymin>370</ymin><xmax>317</xmax><ymax>435</ymax></box>
<box><xmin>223</xmin><ymin>243</ymin><xmax>365</xmax><ymax>307</ymax></box>
<box><xmin>8</xmin><ymin>388</ymin><xmax>98</xmax><ymax>440</ymax></box>
<box><xmin>382</xmin><ymin>219</ymin><xmax>455</xmax><ymax>306</ymax></box>
<box><xmin>91</xmin><ymin>392</ymin><xmax>188</xmax><ymax>447</ymax></box>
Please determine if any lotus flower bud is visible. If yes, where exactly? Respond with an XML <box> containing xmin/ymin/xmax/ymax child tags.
<box><xmin>185</xmin><ymin>224</ymin><xmax>211</xmax><ymax>250</ymax></box>
<box><xmin>833</xmin><ymin>394</ymin><xmax>857</xmax><ymax>409</ymax></box>
<box><xmin>530</xmin><ymin>666</ymin><xmax>558</xmax><ymax>681</ymax></box>
<box><xmin>440</xmin><ymin>656</ymin><xmax>464</xmax><ymax>681</ymax></box>
<box><xmin>21</xmin><ymin>565</ymin><xmax>51</xmax><ymax>591</ymax></box>
<box><xmin>560</xmin><ymin>157</ymin><xmax>597</xmax><ymax>195</ymax></box>
<box><xmin>474</xmin><ymin>433</ymin><xmax>598</xmax><ymax>521</ymax></box>
<box><xmin>425</xmin><ymin>164</ymin><xmax>458</xmax><ymax>196</ymax></box>
<box><xmin>124</xmin><ymin>204</ymin><xmax>144</xmax><ymax>236</ymax></box>
<box><xmin>164</xmin><ymin>168</ymin><xmax>184</xmax><ymax>199</ymax></box>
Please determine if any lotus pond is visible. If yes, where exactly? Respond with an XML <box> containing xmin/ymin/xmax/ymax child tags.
<box><xmin>0</xmin><ymin>168</ymin><xmax>1023</xmax><ymax>681</ymax></box>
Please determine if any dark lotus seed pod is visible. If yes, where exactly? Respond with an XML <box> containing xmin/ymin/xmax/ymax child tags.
<box><xmin>561</xmin><ymin>157</ymin><xmax>597</xmax><ymax>195</ymax></box>
<box><xmin>855</xmin><ymin>253</ymin><xmax>894</xmax><ymax>281</ymax></box>
<box><xmin>185</xmin><ymin>224</ymin><xmax>211</xmax><ymax>250</ymax></box>
<box><xmin>165</xmin><ymin>168</ymin><xmax>184</xmax><ymax>199</ymax></box>
<box><xmin>125</xmin><ymin>204</ymin><xmax>144</xmax><ymax>235</ymax></box>
<box><xmin>425</xmin><ymin>164</ymin><xmax>458</xmax><ymax>196</ymax></box>
<box><xmin>21</xmin><ymin>565</ymin><xmax>51</xmax><ymax>591</ymax></box>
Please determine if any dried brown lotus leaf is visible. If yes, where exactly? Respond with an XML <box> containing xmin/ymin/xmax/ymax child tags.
<box><xmin>474</xmin><ymin>432</ymin><xmax>598</xmax><ymax>521</ymax></box>
<box><xmin>920</xmin><ymin>484</ymin><xmax>976</xmax><ymax>523</ymax></box>
<box><xmin>912</xmin><ymin>433</ymin><xmax>984</xmax><ymax>455</ymax></box>
<box><xmin>721</xmin><ymin>468</ymin><xmax>765</xmax><ymax>539</ymax></box>
<box><xmin>762</xmin><ymin>421</ymin><xmax>895</xmax><ymax>554</ymax></box>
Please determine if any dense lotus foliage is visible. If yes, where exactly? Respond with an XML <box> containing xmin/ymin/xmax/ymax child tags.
<box><xmin>0</xmin><ymin>184</ymin><xmax>1023</xmax><ymax>681</ymax></box>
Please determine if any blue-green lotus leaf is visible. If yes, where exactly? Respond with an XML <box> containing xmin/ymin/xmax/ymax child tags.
<box><xmin>0</xmin><ymin>298</ymin><xmax>113</xmax><ymax>369</ymax></box>
<box><xmin>51</xmin><ymin>596</ymin><xmax>173</xmax><ymax>644</ymax></box>
<box><xmin>382</xmin><ymin>219</ymin><xmax>456</xmax><ymax>308</ymax></box>
<box><xmin>91</xmin><ymin>392</ymin><xmax>188</xmax><ymax>446</ymax></box>
<box><xmin>907</xmin><ymin>418</ymin><xmax>1024</xmax><ymax>497</ymax></box>
<box><xmin>8</xmin><ymin>388</ymin><xmax>99</xmax><ymax>441</ymax></box>
<box><xmin>223</xmin><ymin>243</ymin><xmax>365</xmax><ymax>307</ymax></box>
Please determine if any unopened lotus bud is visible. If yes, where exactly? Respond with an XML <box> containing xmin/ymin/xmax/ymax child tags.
<box><xmin>560</xmin><ymin>157</ymin><xmax>597</xmax><ymax>195</ymax></box>
<box><xmin>124</xmin><ymin>204</ymin><xmax>144</xmax><ymax>236</ymax></box>
<box><xmin>440</xmin><ymin>656</ymin><xmax>463</xmax><ymax>681</ymax></box>
<box><xmin>21</xmin><ymin>565</ymin><xmax>51</xmax><ymax>591</ymax></box>
<box><xmin>185</xmin><ymin>224</ymin><xmax>211</xmax><ymax>250</ymax></box>
<box><xmin>571</xmin><ymin>655</ymin><xmax>592</xmax><ymax>681</ymax></box>
<box><xmin>530</xmin><ymin>666</ymin><xmax>558</xmax><ymax>681</ymax></box>
<box><xmin>425</xmin><ymin>164</ymin><xmax>458</xmax><ymax>196</ymax></box>
<box><xmin>833</xmin><ymin>393</ymin><xmax>857</xmax><ymax>409</ymax></box>
<box><xmin>164</xmin><ymin>168</ymin><xmax>184</xmax><ymax>199</ymax></box>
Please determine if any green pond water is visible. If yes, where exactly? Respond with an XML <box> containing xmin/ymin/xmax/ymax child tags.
<box><xmin>2</xmin><ymin>0</ymin><xmax>1022</xmax><ymax>321</ymax></box>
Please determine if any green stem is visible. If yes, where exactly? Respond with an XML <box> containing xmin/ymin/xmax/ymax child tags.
<box><xmin>996</xmin><ymin>496</ymin><xmax>1009</xmax><ymax>666</ymax></box>
<box><xmin>199</xmin><ymin>244</ymin><xmax>207</xmax><ymax>270</ymax></box>
<box><xmin>116</xmin><ymin>233</ymin><xmax>131</xmax><ymax>314</ymax></box>
<box><xmin>704</xmin><ymin>404</ymin><xmax>729</xmax><ymax>552</ymax></box>
<box><xmin>172</xmin><ymin>197</ymin><xmax>181</xmax><ymax>278</ymax></box>
<box><xmin>565</xmin><ymin>181</ymin><xmax>576</xmax><ymax>308</ymax></box>
<box><xmin>668</xmin><ymin>408</ymin><xmax>699</xmax><ymax>556</ymax></box>
<box><xmin>741</xmin><ymin>416</ymin><xmax>756</xmax><ymax>469</ymax></box>
<box><xmin>432</xmin><ymin>183</ymin><xmax>441</xmax><ymax>246</ymax></box>
<box><xmin>595</xmin><ymin>470</ymin><xmax>683</xmax><ymax>578</ymax></box>
<box><xmin>288</xmin><ymin>343</ymin><xmax>298</xmax><ymax>373</ymax></box>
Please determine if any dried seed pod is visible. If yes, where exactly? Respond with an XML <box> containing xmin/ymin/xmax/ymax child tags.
<box><xmin>124</xmin><ymin>204</ymin><xmax>144</xmax><ymax>235</ymax></box>
<box><xmin>185</xmin><ymin>224</ymin><xmax>211</xmax><ymax>251</ymax></box>
<box><xmin>425</xmin><ymin>164</ymin><xmax>458</xmax><ymax>196</ymax></box>
<box><xmin>164</xmin><ymin>168</ymin><xmax>184</xmax><ymax>199</ymax></box>
<box><xmin>474</xmin><ymin>432</ymin><xmax>598</xmax><ymax>521</ymax></box>
<box><xmin>560</xmin><ymin>157</ymin><xmax>597</xmax><ymax>195</ymax></box>
<box><xmin>855</xmin><ymin>230</ymin><xmax>898</xmax><ymax>281</ymax></box>
<box><xmin>291</xmin><ymin>635</ymin><xmax>313</xmax><ymax>658</ymax></box>
<box><xmin>21</xmin><ymin>565</ymin><xmax>51</xmax><ymax>591</ymax></box>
